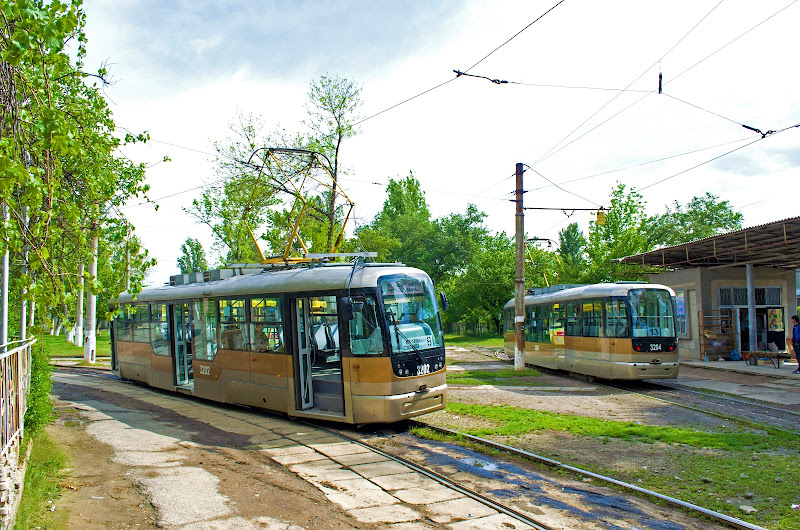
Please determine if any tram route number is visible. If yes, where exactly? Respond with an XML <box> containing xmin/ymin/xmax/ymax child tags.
<box><xmin>649</xmin><ymin>343</ymin><xmax>662</xmax><ymax>352</ymax></box>
<box><xmin>198</xmin><ymin>365</ymin><xmax>211</xmax><ymax>376</ymax></box>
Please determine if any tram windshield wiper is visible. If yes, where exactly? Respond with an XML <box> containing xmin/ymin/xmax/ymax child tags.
<box><xmin>387</xmin><ymin>310</ymin><xmax>428</xmax><ymax>367</ymax></box>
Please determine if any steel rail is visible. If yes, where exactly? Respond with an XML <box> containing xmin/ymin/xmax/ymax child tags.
<box><xmin>656</xmin><ymin>380</ymin><xmax>800</xmax><ymax>417</ymax></box>
<box><xmin>599</xmin><ymin>380</ymin><xmax>800</xmax><ymax>436</ymax></box>
<box><xmin>306</xmin><ymin>421</ymin><xmax>555</xmax><ymax>530</ymax></box>
<box><xmin>412</xmin><ymin>421</ymin><xmax>767</xmax><ymax>530</ymax></box>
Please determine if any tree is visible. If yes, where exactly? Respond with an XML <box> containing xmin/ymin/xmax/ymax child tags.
<box><xmin>649</xmin><ymin>192</ymin><xmax>744</xmax><ymax>247</ymax></box>
<box><xmin>177</xmin><ymin>238</ymin><xmax>209</xmax><ymax>273</ymax></box>
<box><xmin>302</xmin><ymin>75</ymin><xmax>362</xmax><ymax>251</ymax></box>
<box><xmin>187</xmin><ymin>112</ymin><xmax>279</xmax><ymax>264</ymax></box>
<box><xmin>425</xmin><ymin>204</ymin><xmax>487</xmax><ymax>285</ymax></box>
<box><xmin>583</xmin><ymin>183</ymin><xmax>650</xmax><ymax>283</ymax></box>
<box><xmin>353</xmin><ymin>173</ymin><xmax>432</xmax><ymax>267</ymax></box>
<box><xmin>556</xmin><ymin>222</ymin><xmax>586</xmax><ymax>284</ymax></box>
<box><xmin>442</xmin><ymin>233</ymin><xmax>515</xmax><ymax>332</ymax></box>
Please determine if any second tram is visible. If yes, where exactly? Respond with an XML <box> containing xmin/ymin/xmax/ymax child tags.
<box><xmin>111</xmin><ymin>261</ymin><xmax>447</xmax><ymax>424</ymax></box>
<box><xmin>503</xmin><ymin>283</ymin><xmax>678</xmax><ymax>380</ymax></box>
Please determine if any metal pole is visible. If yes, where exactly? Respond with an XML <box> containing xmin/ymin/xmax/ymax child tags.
<box><xmin>514</xmin><ymin>163</ymin><xmax>525</xmax><ymax>371</ymax></box>
<box><xmin>19</xmin><ymin>206</ymin><xmax>27</xmax><ymax>342</ymax></box>
<box><xmin>746</xmin><ymin>264</ymin><xmax>757</xmax><ymax>365</ymax></box>
<box><xmin>1</xmin><ymin>204</ymin><xmax>8</xmax><ymax>351</ymax></box>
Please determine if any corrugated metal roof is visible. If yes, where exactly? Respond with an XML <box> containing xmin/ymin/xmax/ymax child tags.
<box><xmin>615</xmin><ymin>216</ymin><xmax>800</xmax><ymax>270</ymax></box>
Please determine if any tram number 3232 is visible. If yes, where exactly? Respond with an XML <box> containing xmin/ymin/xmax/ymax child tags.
<box><xmin>649</xmin><ymin>343</ymin><xmax>662</xmax><ymax>352</ymax></box>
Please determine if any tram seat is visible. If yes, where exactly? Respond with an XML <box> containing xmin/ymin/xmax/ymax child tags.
<box><xmin>221</xmin><ymin>325</ymin><xmax>245</xmax><ymax>350</ymax></box>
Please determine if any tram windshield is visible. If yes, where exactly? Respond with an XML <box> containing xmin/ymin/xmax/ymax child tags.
<box><xmin>628</xmin><ymin>289</ymin><xmax>675</xmax><ymax>338</ymax></box>
<box><xmin>379</xmin><ymin>274</ymin><xmax>444</xmax><ymax>354</ymax></box>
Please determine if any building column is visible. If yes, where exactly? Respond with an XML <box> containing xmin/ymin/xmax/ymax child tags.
<box><xmin>746</xmin><ymin>264</ymin><xmax>758</xmax><ymax>364</ymax></box>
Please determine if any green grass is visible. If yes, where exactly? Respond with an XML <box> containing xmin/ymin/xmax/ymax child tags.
<box><xmin>444</xmin><ymin>334</ymin><xmax>505</xmax><ymax>349</ymax></box>
<box><xmin>15</xmin><ymin>433</ymin><xmax>69</xmax><ymax>529</ymax></box>
<box><xmin>445</xmin><ymin>402</ymin><xmax>799</xmax><ymax>450</ymax></box>
<box><xmin>422</xmin><ymin>403</ymin><xmax>800</xmax><ymax>527</ymax></box>
<box><xmin>447</xmin><ymin>368</ymin><xmax>545</xmax><ymax>387</ymax></box>
<box><xmin>40</xmin><ymin>332</ymin><xmax>111</xmax><ymax>358</ymax></box>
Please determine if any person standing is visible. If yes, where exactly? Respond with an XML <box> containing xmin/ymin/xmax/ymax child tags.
<box><xmin>792</xmin><ymin>315</ymin><xmax>800</xmax><ymax>374</ymax></box>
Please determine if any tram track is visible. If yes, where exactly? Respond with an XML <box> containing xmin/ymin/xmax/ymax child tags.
<box><xmin>600</xmin><ymin>379</ymin><xmax>800</xmax><ymax>436</ymax></box>
<box><xmin>407</xmin><ymin>420</ymin><xmax>766</xmax><ymax>530</ymax></box>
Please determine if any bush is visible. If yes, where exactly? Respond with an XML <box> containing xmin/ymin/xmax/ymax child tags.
<box><xmin>24</xmin><ymin>339</ymin><xmax>53</xmax><ymax>437</ymax></box>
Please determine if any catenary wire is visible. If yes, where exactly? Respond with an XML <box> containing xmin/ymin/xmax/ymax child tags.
<box><xmin>638</xmin><ymin>121</ymin><xmax>800</xmax><ymax>192</ymax></box>
<box><xmin>461</xmin><ymin>0</ymin><xmax>567</xmax><ymax>74</ymax></box>
<box><xmin>530</xmin><ymin>0</ymin><xmax>726</xmax><ymax>167</ymax></box>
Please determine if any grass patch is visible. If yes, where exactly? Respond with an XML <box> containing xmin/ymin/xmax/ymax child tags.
<box><xmin>15</xmin><ymin>433</ymin><xmax>69</xmax><ymax>529</ymax></box>
<box><xmin>445</xmin><ymin>334</ymin><xmax>504</xmax><ymax>349</ymax></box>
<box><xmin>447</xmin><ymin>368</ymin><xmax>545</xmax><ymax>387</ymax></box>
<box><xmin>629</xmin><ymin>452</ymin><xmax>800</xmax><ymax>528</ymax></box>
<box><xmin>446</xmin><ymin>402</ymin><xmax>799</xmax><ymax>451</ymax></box>
<box><xmin>41</xmin><ymin>332</ymin><xmax>111</xmax><ymax>358</ymax></box>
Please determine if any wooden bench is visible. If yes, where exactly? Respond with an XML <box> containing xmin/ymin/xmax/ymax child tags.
<box><xmin>742</xmin><ymin>350</ymin><xmax>793</xmax><ymax>369</ymax></box>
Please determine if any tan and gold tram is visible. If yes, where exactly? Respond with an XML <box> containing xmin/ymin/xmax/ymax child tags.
<box><xmin>503</xmin><ymin>283</ymin><xmax>679</xmax><ymax>380</ymax></box>
<box><xmin>111</xmin><ymin>263</ymin><xmax>447</xmax><ymax>424</ymax></box>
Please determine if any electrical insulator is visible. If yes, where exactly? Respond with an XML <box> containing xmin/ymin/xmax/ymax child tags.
<box><xmin>596</xmin><ymin>208</ymin><xmax>606</xmax><ymax>226</ymax></box>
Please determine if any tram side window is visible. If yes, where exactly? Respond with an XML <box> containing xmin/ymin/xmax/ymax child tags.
<box><xmin>219</xmin><ymin>299</ymin><xmax>247</xmax><ymax>351</ymax></box>
<box><xmin>604</xmin><ymin>299</ymin><xmax>629</xmax><ymax>338</ymax></box>
<box><xmin>566</xmin><ymin>302</ymin><xmax>581</xmax><ymax>336</ymax></box>
<box><xmin>541</xmin><ymin>305</ymin><xmax>552</xmax><ymax>344</ymax></box>
<box><xmin>117</xmin><ymin>306</ymin><xmax>134</xmax><ymax>342</ymax></box>
<box><xmin>349</xmin><ymin>296</ymin><xmax>384</xmax><ymax>355</ymax></box>
<box><xmin>551</xmin><ymin>303</ymin><xmax>565</xmax><ymax>342</ymax></box>
<box><xmin>133</xmin><ymin>304</ymin><xmax>151</xmax><ymax>343</ymax></box>
<box><xmin>582</xmin><ymin>300</ymin><xmax>603</xmax><ymax>338</ymax></box>
<box><xmin>504</xmin><ymin>308</ymin><xmax>514</xmax><ymax>333</ymax></box>
<box><xmin>193</xmin><ymin>298</ymin><xmax>218</xmax><ymax>361</ymax></box>
<box><xmin>249</xmin><ymin>297</ymin><xmax>284</xmax><ymax>353</ymax></box>
<box><xmin>310</xmin><ymin>296</ymin><xmax>340</xmax><ymax>362</ymax></box>
<box><xmin>150</xmin><ymin>303</ymin><xmax>170</xmax><ymax>356</ymax></box>
<box><xmin>525</xmin><ymin>306</ymin><xmax>536</xmax><ymax>342</ymax></box>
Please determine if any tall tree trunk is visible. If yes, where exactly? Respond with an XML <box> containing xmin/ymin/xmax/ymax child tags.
<box><xmin>75</xmin><ymin>262</ymin><xmax>84</xmax><ymax>346</ymax></box>
<box><xmin>84</xmin><ymin>214</ymin><xmax>98</xmax><ymax>363</ymax></box>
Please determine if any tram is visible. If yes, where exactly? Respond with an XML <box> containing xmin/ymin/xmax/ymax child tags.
<box><xmin>503</xmin><ymin>283</ymin><xmax>679</xmax><ymax>380</ymax></box>
<box><xmin>110</xmin><ymin>260</ymin><xmax>447</xmax><ymax>424</ymax></box>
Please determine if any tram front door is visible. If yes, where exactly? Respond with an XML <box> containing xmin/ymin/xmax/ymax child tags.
<box><xmin>174</xmin><ymin>303</ymin><xmax>193</xmax><ymax>387</ymax></box>
<box><xmin>295</xmin><ymin>298</ymin><xmax>314</xmax><ymax>409</ymax></box>
<box><xmin>293</xmin><ymin>296</ymin><xmax>345</xmax><ymax>416</ymax></box>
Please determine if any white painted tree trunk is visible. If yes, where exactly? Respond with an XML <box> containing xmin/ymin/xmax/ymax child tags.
<box><xmin>84</xmin><ymin>234</ymin><xmax>98</xmax><ymax>364</ymax></box>
<box><xmin>75</xmin><ymin>263</ymin><xmax>84</xmax><ymax>346</ymax></box>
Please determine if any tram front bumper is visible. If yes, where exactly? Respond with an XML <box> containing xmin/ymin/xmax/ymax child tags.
<box><xmin>351</xmin><ymin>383</ymin><xmax>447</xmax><ymax>424</ymax></box>
<box><xmin>615</xmin><ymin>361</ymin><xmax>679</xmax><ymax>379</ymax></box>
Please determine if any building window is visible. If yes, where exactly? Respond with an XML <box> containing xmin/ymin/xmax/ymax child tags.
<box><xmin>675</xmin><ymin>290</ymin><xmax>688</xmax><ymax>337</ymax></box>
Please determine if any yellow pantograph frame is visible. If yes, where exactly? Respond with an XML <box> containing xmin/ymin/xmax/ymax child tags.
<box><xmin>242</xmin><ymin>148</ymin><xmax>355</xmax><ymax>265</ymax></box>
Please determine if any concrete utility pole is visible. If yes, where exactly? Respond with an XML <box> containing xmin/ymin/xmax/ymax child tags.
<box><xmin>514</xmin><ymin>163</ymin><xmax>525</xmax><ymax>371</ymax></box>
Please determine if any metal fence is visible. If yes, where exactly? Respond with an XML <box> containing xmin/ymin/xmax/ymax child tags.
<box><xmin>0</xmin><ymin>339</ymin><xmax>35</xmax><ymax>523</ymax></box>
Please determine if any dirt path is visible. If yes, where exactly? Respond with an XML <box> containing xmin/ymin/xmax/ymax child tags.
<box><xmin>49</xmin><ymin>373</ymin><xmax>363</xmax><ymax>529</ymax></box>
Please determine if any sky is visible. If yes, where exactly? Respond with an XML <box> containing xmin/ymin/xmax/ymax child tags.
<box><xmin>80</xmin><ymin>0</ymin><xmax>800</xmax><ymax>286</ymax></box>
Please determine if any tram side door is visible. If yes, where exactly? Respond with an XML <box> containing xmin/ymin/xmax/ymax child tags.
<box><xmin>295</xmin><ymin>299</ymin><xmax>314</xmax><ymax>409</ymax></box>
<box><xmin>174</xmin><ymin>303</ymin><xmax>193</xmax><ymax>387</ymax></box>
